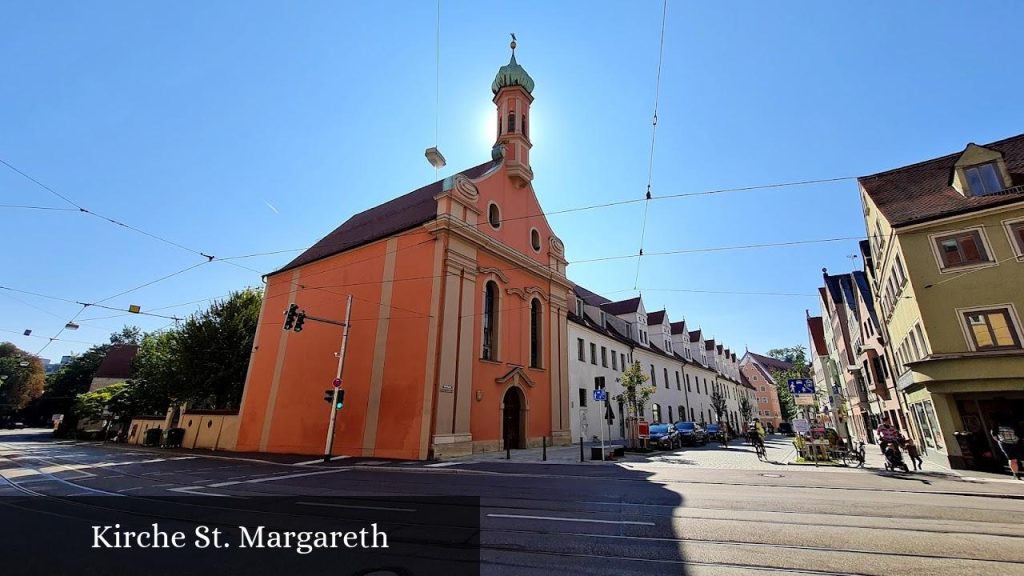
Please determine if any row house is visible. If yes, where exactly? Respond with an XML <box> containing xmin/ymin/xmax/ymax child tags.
<box><xmin>858</xmin><ymin>134</ymin><xmax>1024</xmax><ymax>472</ymax></box>
<box><xmin>567</xmin><ymin>286</ymin><xmax>755</xmax><ymax>442</ymax></box>
<box><xmin>807</xmin><ymin>313</ymin><xmax>846</xmax><ymax>436</ymax></box>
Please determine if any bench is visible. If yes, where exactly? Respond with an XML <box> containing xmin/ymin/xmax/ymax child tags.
<box><xmin>591</xmin><ymin>444</ymin><xmax>625</xmax><ymax>460</ymax></box>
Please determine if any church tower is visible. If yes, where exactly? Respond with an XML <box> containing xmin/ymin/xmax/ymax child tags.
<box><xmin>491</xmin><ymin>35</ymin><xmax>535</xmax><ymax>188</ymax></box>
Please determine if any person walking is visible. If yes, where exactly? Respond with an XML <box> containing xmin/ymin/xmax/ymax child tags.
<box><xmin>876</xmin><ymin>418</ymin><xmax>900</xmax><ymax>455</ymax></box>
<box><xmin>991</xmin><ymin>421</ymin><xmax>1022</xmax><ymax>480</ymax></box>
<box><xmin>904</xmin><ymin>437</ymin><xmax>924</xmax><ymax>471</ymax></box>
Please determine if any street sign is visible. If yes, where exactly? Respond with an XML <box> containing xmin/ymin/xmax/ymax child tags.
<box><xmin>788</xmin><ymin>378</ymin><xmax>815</xmax><ymax>395</ymax></box>
<box><xmin>593</xmin><ymin>389</ymin><xmax>607</xmax><ymax>402</ymax></box>
<box><xmin>638</xmin><ymin>419</ymin><xmax>650</xmax><ymax>439</ymax></box>
<box><xmin>795</xmin><ymin>395</ymin><xmax>816</xmax><ymax>406</ymax></box>
<box><xmin>333</xmin><ymin>378</ymin><xmax>342</xmax><ymax>388</ymax></box>
<box><xmin>792</xmin><ymin>418</ymin><xmax>810</xmax><ymax>434</ymax></box>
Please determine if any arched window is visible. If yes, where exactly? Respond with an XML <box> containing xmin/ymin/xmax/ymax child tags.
<box><xmin>488</xmin><ymin>203</ymin><xmax>501</xmax><ymax>229</ymax></box>
<box><xmin>482</xmin><ymin>281</ymin><xmax>498</xmax><ymax>360</ymax></box>
<box><xmin>530</xmin><ymin>298</ymin><xmax>542</xmax><ymax>368</ymax></box>
<box><xmin>522</xmin><ymin>114</ymin><xmax>528</xmax><ymax>137</ymax></box>
<box><xmin>652</xmin><ymin>403</ymin><xmax>662</xmax><ymax>424</ymax></box>
<box><xmin>530</xmin><ymin>228</ymin><xmax>541</xmax><ymax>252</ymax></box>
<box><xmin>677</xmin><ymin>405</ymin><xmax>685</xmax><ymax>424</ymax></box>
<box><xmin>667</xmin><ymin>405</ymin><xmax>673</xmax><ymax>423</ymax></box>
<box><xmin>507</xmin><ymin>111</ymin><xmax>516</xmax><ymax>134</ymax></box>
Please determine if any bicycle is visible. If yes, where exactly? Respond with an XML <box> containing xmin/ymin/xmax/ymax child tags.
<box><xmin>838</xmin><ymin>441</ymin><xmax>865</xmax><ymax>468</ymax></box>
<box><xmin>753</xmin><ymin>436</ymin><xmax>767</xmax><ymax>460</ymax></box>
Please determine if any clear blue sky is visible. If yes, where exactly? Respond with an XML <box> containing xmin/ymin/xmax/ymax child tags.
<box><xmin>2</xmin><ymin>1</ymin><xmax>1022</xmax><ymax>362</ymax></box>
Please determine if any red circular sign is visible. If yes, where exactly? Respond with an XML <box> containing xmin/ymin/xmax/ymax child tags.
<box><xmin>333</xmin><ymin>378</ymin><xmax>341</xmax><ymax>388</ymax></box>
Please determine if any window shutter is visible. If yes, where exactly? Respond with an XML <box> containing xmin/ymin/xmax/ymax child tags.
<box><xmin>961</xmin><ymin>234</ymin><xmax>981</xmax><ymax>262</ymax></box>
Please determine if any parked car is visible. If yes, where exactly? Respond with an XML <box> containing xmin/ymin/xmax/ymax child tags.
<box><xmin>648</xmin><ymin>423</ymin><xmax>681</xmax><ymax>449</ymax></box>
<box><xmin>777</xmin><ymin>422</ymin><xmax>795</xmax><ymax>436</ymax></box>
<box><xmin>673</xmin><ymin>421</ymin><xmax>707</xmax><ymax>446</ymax></box>
<box><xmin>705</xmin><ymin>423</ymin><xmax>726</xmax><ymax>443</ymax></box>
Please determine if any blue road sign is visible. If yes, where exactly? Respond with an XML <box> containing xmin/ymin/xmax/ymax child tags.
<box><xmin>593</xmin><ymin>389</ymin><xmax>608</xmax><ymax>402</ymax></box>
<box><xmin>788</xmin><ymin>378</ymin><xmax>816</xmax><ymax>395</ymax></box>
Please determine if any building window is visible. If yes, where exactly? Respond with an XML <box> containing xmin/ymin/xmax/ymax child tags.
<box><xmin>675</xmin><ymin>371</ymin><xmax>680</xmax><ymax>390</ymax></box>
<box><xmin>686</xmin><ymin>374</ymin><xmax>691</xmax><ymax>392</ymax></box>
<box><xmin>578</xmin><ymin>388</ymin><xmax>587</xmax><ymax>407</ymax></box>
<box><xmin>482</xmin><ymin>281</ymin><xmax>499</xmax><ymax>360</ymax></box>
<box><xmin>620</xmin><ymin>353</ymin><xmax>626</xmax><ymax>371</ymax></box>
<box><xmin>590</xmin><ymin>342</ymin><xmax>597</xmax><ymax>365</ymax></box>
<box><xmin>601</xmin><ymin>347</ymin><xmax>608</xmax><ymax>368</ymax></box>
<box><xmin>893</xmin><ymin>254</ymin><xmax>907</xmax><ymax>286</ymax></box>
<box><xmin>522</xmin><ymin>114</ymin><xmax>528</xmax><ymax>137</ymax></box>
<box><xmin>964</xmin><ymin>162</ymin><xmax>1003</xmax><ymax>196</ymax></box>
<box><xmin>611</xmin><ymin>351</ymin><xmax>618</xmax><ymax>371</ymax></box>
<box><xmin>690</xmin><ymin>407</ymin><xmax>695</xmax><ymax>421</ymax></box>
<box><xmin>933</xmin><ymin>230</ymin><xmax>990</xmax><ymax>269</ymax></box>
<box><xmin>488</xmin><ymin>202</ymin><xmax>501</xmax><ymax>229</ymax></box>
<box><xmin>577</xmin><ymin>338</ymin><xmax>585</xmax><ymax>362</ymax></box>
<box><xmin>914</xmin><ymin>324</ymin><xmax>928</xmax><ymax>357</ymax></box>
<box><xmin>652</xmin><ymin>403</ymin><xmax>662</xmax><ymax>424</ymax></box>
<box><xmin>961</xmin><ymin>307</ymin><xmax>1022</xmax><ymax>350</ymax></box>
<box><xmin>650</xmin><ymin>365</ymin><xmax>656</xmax><ymax>386</ymax></box>
<box><xmin>530</xmin><ymin>299</ymin><xmax>542</xmax><ymax>368</ymax></box>
<box><xmin>1005</xmin><ymin>220</ymin><xmax>1024</xmax><ymax>260</ymax></box>
<box><xmin>575</xmin><ymin>298</ymin><xmax>584</xmax><ymax>317</ymax></box>
<box><xmin>667</xmin><ymin>405</ymin><xmax>673</xmax><ymax>423</ymax></box>
<box><xmin>530</xmin><ymin>228</ymin><xmax>542</xmax><ymax>252</ymax></box>
<box><xmin>595</xmin><ymin>376</ymin><xmax>605</xmax><ymax>390</ymax></box>
<box><xmin>664</xmin><ymin>368</ymin><xmax>669</xmax><ymax>389</ymax></box>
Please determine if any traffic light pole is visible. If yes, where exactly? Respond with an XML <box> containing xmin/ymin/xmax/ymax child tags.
<box><xmin>324</xmin><ymin>294</ymin><xmax>353</xmax><ymax>462</ymax></box>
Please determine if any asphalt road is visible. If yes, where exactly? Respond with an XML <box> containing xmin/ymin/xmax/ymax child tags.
<box><xmin>2</xmin><ymin>428</ymin><xmax>1023</xmax><ymax>576</ymax></box>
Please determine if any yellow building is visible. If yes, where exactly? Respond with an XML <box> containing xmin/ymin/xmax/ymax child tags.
<box><xmin>859</xmin><ymin>134</ymin><xmax>1024</xmax><ymax>472</ymax></box>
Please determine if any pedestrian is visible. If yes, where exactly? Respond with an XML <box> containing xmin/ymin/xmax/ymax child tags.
<box><xmin>876</xmin><ymin>418</ymin><xmax>900</xmax><ymax>455</ymax></box>
<box><xmin>904</xmin><ymin>437</ymin><xmax>923</xmax><ymax>471</ymax></box>
<box><xmin>991</xmin><ymin>421</ymin><xmax>1022</xmax><ymax>480</ymax></box>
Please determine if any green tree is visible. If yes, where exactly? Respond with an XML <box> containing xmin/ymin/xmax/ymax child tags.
<box><xmin>0</xmin><ymin>343</ymin><xmax>46</xmax><ymax>418</ymax></box>
<box><xmin>710</xmin><ymin>389</ymin><xmax>727</xmax><ymax>424</ymax></box>
<box><xmin>739</xmin><ymin>395</ymin><xmax>753</xmax><ymax>423</ymax></box>
<box><xmin>109</xmin><ymin>325</ymin><xmax>142</xmax><ymax>345</ymax></box>
<box><xmin>766</xmin><ymin>346</ymin><xmax>809</xmax><ymax>422</ymax></box>
<box><xmin>615</xmin><ymin>361</ymin><xmax>655</xmax><ymax>448</ymax></box>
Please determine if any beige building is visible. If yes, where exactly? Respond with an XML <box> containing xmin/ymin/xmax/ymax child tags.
<box><xmin>859</xmin><ymin>134</ymin><xmax>1024</xmax><ymax>472</ymax></box>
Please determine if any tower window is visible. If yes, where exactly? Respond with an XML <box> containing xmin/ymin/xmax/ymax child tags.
<box><xmin>488</xmin><ymin>203</ymin><xmax>501</xmax><ymax>229</ymax></box>
<box><xmin>482</xmin><ymin>281</ymin><xmax>499</xmax><ymax>360</ymax></box>
<box><xmin>522</xmin><ymin>114</ymin><xmax>528</xmax><ymax>137</ymax></box>
<box><xmin>530</xmin><ymin>299</ymin><xmax>542</xmax><ymax>368</ymax></box>
<box><xmin>530</xmin><ymin>228</ymin><xmax>541</xmax><ymax>252</ymax></box>
<box><xmin>507</xmin><ymin>111</ymin><xmax>516</xmax><ymax>134</ymax></box>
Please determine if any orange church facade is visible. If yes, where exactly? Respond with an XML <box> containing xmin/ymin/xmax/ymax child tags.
<box><xmin>235</xmin><ymin>48</ymin><xmax>574</xmax><ymax>460</ymax></box>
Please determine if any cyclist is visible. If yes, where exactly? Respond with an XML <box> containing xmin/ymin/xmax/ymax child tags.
<box><xmin>748</xmin><ymin>418</ymin><xmax>766</xmax><ymax>457</ymax></box>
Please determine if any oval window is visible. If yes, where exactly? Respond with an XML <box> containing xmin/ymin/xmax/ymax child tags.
<box><xmin>531</xmin><ymin>229</ymin><xmax>541</xmax><ymax>252</ymax></box>
<box><xmin>489</xmin><ymin>203</ymin><xmax>501</xmax><ymax>229</ymax></box>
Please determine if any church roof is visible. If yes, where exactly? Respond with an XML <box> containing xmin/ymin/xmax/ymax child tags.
<box><xmin>274</xmin><ymin>160</ymin><xmax>499</xmax><ymax>275</ymax></box>
<box><xmin>492</xmin><ymin>53</ymin><xmax>535</xmax><ymax>95</ymax></box>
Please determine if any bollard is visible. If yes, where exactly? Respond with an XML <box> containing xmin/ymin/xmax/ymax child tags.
<box><xmin>580</xmin><ymin>436</ymin><xmax>584</xmax><ymax>462</ymax></box>
<box><xmin>542</xmin><ymin>436</ymin><xmax>547</xmax><ymax>461</ymax></box>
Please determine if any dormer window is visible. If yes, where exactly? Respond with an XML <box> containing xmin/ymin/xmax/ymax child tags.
<box><xmin>575</xmin><ymin>298</ymin><xmax>584</xmax><ymax>317</ymax></box>
<box><xmin>964</xmin><ymin>162</ymin><xmax>1003</xmax><ymax>196</ymax></box>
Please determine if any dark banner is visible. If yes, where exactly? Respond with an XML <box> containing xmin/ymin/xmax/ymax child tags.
<box><xmin>0</xmin><ymin>496</ymin><xmax>480</xmax><ymax>576</ymax></box>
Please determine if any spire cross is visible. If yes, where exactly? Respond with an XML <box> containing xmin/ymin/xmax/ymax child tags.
<box><xmin>510</xmin><ymin>33</ymin><xmax>517</xmax><ymax>55</ymax></box>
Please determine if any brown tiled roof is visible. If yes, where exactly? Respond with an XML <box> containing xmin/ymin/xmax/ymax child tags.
<box><xmin>669</xmin><ymin>321</ymin><xmax>687</xmax><ymax>335</ymax></box>
<box><xmin>716</xmin><ymin>344</ymin><xmax>724</xmax><ymax>354</ymax></box>
<box><xmin>689</xmin><ymin>330</ymin><xmax>702</xmax><ymax>342</ymax></box>
<box><xmin>859</xmin><ymin>134</ymin><xmax>1024</xmax><ymax>228</ymax></box>
<box><xmin>705</xmin><ymin>339</ymin><xmax>716</xmax><ymax>351</ymax></box>
<box><xmin>274</xmin><ymin>160</ymin><xmax>500</xmax><ymax>275</ymax></box>
<box><xmin>574</xmin><ymin>285</ymin><xmax>611</xmax><ymax>306</ymax></box>
<box><xmin>646</xmin><ymin>310</ymin><xmax>666</xmax><ymax>325</ymax></box>
<box><xmin>93</xmin><ymin>344</ymin><xmax>139</xmax><ymax>379</ymax></box>
<box><xmin>807</xmin><ymin>316</ymin><xmax>828</xmax><ymax>356</ymax></box>
<box><xmin>749</xmin><ymin>352</ymin><xmax>793</xmax><ymax>373</ymax></box>
<box><xmin>601</xmin><ymin>297</ymin><xmax>641</xmax><ymax>315</ymax></box>
<box><xmin>567</xmin><ymin>311</ymin><xmax>635</xmax><ymax>349</ymax></box>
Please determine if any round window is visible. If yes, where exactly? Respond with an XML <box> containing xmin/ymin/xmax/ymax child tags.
<box><xmin>531</xmin><ymin>229</ymin><xmax>541</xmax><ymax>252</ymax></box>
<box><xmin>489</xmin><ymin>203</ymin><xmax>501</xmax><ymax>229</ymax></box>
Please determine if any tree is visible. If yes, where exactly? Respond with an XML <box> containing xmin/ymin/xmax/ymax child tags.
<box><xmin>615</xmin><ymin>361</ymin><xmax>655</xmax><ymax>449</ymax></box>
<box><xmin>710</xmin><ymin>389</ymin><xmax>727</xmax><ymax>424</ymax></box>
<box><xmin>767</xmin><ymin>346</ymin><xmax>809</xmax><ymax>422</ymax></box>
<box><xmin>109</xmin><ymin>325</ymin><xmax>142</xmax><ymax>345</ymax></box>
<box><xmin>0</xmin><ymin>343</ymin><xmax>46</xmax><ymax>418</ymax></box>
<box><xmin>739</xmin><ymin>395</ymin><xmax>753</xmax><ymax>423</ymax></box>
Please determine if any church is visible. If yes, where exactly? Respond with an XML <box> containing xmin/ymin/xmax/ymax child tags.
<box><xmin>235</xmin><ymin>43</ymin><xmax>575</xmax><ymax>460</ymax></box>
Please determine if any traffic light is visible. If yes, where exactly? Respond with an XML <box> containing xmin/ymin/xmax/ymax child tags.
<box><xmin>294</xmin><ymin>311</ymin><xmax>306</xmax><ymax>332</ymax></box>
<box><xmin>322</xmin><ymin>389</ymin><xmax>345</xmax><ymax>410</ymax></box>
<box><xmin>284</xmin><ymin>304</ymin><xmax>299</xmax><ymax>331</ymax></box>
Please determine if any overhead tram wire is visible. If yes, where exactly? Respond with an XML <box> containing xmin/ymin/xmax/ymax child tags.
<box><xmin>634</xmin><ymin>0</ymin><xmax>669</xmax><ymax>290</ymax></box>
